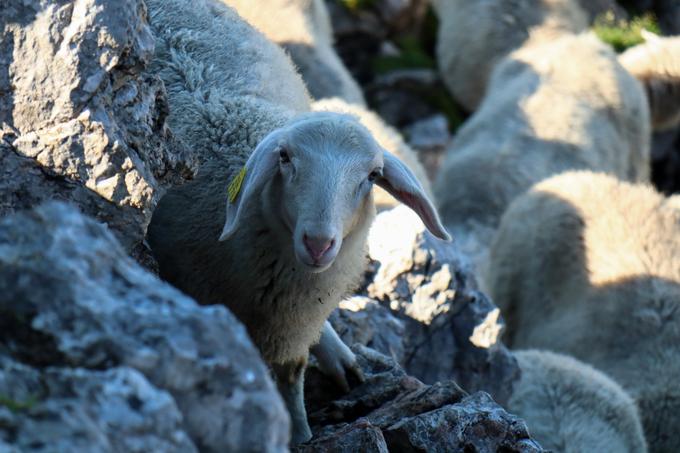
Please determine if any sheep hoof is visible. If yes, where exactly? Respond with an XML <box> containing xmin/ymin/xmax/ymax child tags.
<box><xmin>320</xmin><ymin>349</ymin><xmax>362</xmax><ymax>393</ymax></box>
<box><xmin>311</xmin><ymin>321</ymin><xmax>365</xmax><ymax>393</ymax></box>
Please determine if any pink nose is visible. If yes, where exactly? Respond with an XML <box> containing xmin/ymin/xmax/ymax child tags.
<box><xmin>303</xmin><ymin>234</ymin><xmax>334</xmax><ymax>261</ymax></box>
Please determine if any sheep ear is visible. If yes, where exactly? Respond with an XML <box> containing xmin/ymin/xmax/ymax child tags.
<box><xmin>218</xmin><ymin>130</ymin><xmax>283</xmax><ymax>241</ymax></box>
<box><xmin>376</xmin><ymin>150</ymin><xmax>452</xmax><ymax>241</ymax></box>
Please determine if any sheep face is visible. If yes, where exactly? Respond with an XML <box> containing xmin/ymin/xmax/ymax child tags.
<box><xmin>219</xmin><ymin>112</ymin><xmax>450</xmax><ymax>273</ymax></box>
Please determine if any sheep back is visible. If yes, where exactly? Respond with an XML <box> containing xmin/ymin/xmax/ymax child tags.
<box><xmin>434</xmin><ymin>33</ymin><xmax>650</xmax><ymax>232</ymax></box>
<box><xmin>433</xmin><ymin>0</ymin><xmax>588</xmax><ymax>111</ymax></box>
<box><xmin>223</xmin><ymin>0</ymin><xmax>365</xmax><ymax>105</ymax></box>
<box><xmin>147</xmin><ymin>0</ymin><xmax>310</xmax><ymax>164</ymax></box>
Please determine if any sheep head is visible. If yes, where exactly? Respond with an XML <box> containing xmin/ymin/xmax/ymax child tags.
<box><xmin>219</xmin><ymin>111</ymin><xmax>450</xmax><ymax>272</ymax></box>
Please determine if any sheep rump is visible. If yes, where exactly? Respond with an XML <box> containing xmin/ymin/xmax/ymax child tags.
<box><xmin>487</xmin><ymin>171</ymin><xmax>680</xmax><ymax>452</ymax></box>
<box><xmin>510</xmin><ymin>349</ymin><xmax>647</xmax><ymax>453</ymax></box>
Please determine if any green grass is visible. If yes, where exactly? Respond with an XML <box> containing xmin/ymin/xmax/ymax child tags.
<box><xmin>593</xmin><ymin>12</ymin><xmax>661</xmax><ymax>52</ymax></box>
<box><xmin>0</xmin><ymin>394</ymin><xmax>37</xmax><ymax>413</ymax></box>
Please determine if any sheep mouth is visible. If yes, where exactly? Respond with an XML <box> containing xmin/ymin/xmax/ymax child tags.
<box><xmin>295</xmin><ymin>253</ymin><xmax>336</xmax><ymax>273</ymax></box>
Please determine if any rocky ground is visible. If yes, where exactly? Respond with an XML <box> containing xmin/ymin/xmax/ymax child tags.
<box><xmin>1</xmin><ymin>0</ymin><xmax>677</xmax><ymax>451</ymax></box>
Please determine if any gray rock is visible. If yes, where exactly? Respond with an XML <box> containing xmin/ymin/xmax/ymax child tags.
<box><xmin>382</xmin><ymin>392</ymin><xmax>544</xmax><ymax>453</ymax></box>
<box><xmin>294</xmin><ymin>419</ymin><xmax>389</xmax><ymax>453</ymax></box>
<box><xmin>366</xmin><ymin>206</ymin><xmax>472</xmax><ymax>323</ymax></box>
<box><xmin>0</xmin><ymin>358</ymin><xmax>196</xmax><ymax>453</ymax></box>
<box><xmin>0</xmin><ymin>0</ymin><xmax>196</xmax><ymax>263</ymax></box>
<box><xmin>329</xmin><ymin>297</ymin><xmax>406</xmax><ymax>363</ymax></box>
<box><xmin>304</xmin><ymin>346</ymin><xmax>544</xmax><ymax>452</ymax></box>
<box><xmin>405</xmin><ymin>114</ymin><xmax>451</xmax><ymax>151</ymax></box>
<box><xmin>0</xmin><ymin>202</ymin><xmax>289</xmax><ymax>453</ymax></box>
<box><xmin>405</xmin><ymin>114</ymin><xmax>450</xmax><ymax>181</ymax></box>
<box><xmin>368</xmin><ymin>69</ymin><xmax>449</xmax><ymax>128</ymax></box>
<box><xmin>362</xmin><ymin>206</ymin><xmax>520</xmax><ymax>405</ymax></box>
<box><xmin>324</xmin><ymin>0</ymin><xmax>385</xmax><ymax>86</ymax></box>
<box><xmin>306</xmin><ymin>345</ymin><xmax>423</xmax><ymax>427</ymax></box>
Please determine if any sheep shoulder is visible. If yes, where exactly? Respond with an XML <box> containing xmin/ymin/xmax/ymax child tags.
<box><xmin>222</xmin><ymin>0</ymin><xmax>365</xmax><ymax>105</ymax></box>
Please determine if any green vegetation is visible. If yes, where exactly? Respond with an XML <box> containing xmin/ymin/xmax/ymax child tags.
<box><xmin>593</xmin><ymin>12</ymin><xmax>660</xmax><ymax>52</ymax></box>
<box><xmin>372</xmin><ymin>36</ymin><xmax>436</xmax><ymax>74</ymax></box>
<box><xmin>0</xmin><ymin>394</ymin><xmax>37</xmax><ymax>413</ymax></box>
<box><xmin>341</xmin><ymin>0</ymin><xmax>375</xmax><ymax>12</ymax></box>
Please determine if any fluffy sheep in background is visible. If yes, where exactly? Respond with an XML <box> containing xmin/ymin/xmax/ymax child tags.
<box><xmin>222</xmin><ymin>0</ymin><xmax>366</xmax><ymax>105</ymax></box>
<box><xmin>431</xmin><ymin>0</ymin><xmax>588</xmax><ymax>111</ymax></box>
<box><xmin>510</xmin><ymin>350</ymin><xmax>647</xmax><ymax>453</ymax></box>
<box><xmin>312</xmin><ymin>97</ymin><xmax>432</xmax><ymax>210</ymax></box>
<box><xmin>487</xmin><ymin>171</ymin><xmax>680</xmax><ymax>452</ymax></box>
<box><xmin>145</xmin><ymin>0</ymin><xmax>449</xmax><ymax>443</ymax></box>
<box><xmin>619</xmin><ymin>33</ymin><xmax>680</xmax><ymax>132</ymax></box>
<box><xmin>433</xmin><ymin>33</ymin><xmax>650</xmax><ymax>272</ymax></box>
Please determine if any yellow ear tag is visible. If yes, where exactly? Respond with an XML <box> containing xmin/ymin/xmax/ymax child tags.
<box><xmin>227</xmin><ymin>166</ymin><xmax>247</xmax><ymax>203</ymax></box>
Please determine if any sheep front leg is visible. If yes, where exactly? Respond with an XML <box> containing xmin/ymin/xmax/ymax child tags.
<box><xmin>310</xmin><ymin>320</ymin><xmax>365</xmax><ymax>392</ymax></box>
<box><xmin>272</xmin><ymin>357</ymin><xmax>312</xmax><ymax>445</ymax></box>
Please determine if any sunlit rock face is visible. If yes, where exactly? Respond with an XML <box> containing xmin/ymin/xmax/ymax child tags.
<box><xmin>325</xmin><ymin>206</ymin><xmax>520</xmax><ymax>405</ymax></box>
<box><xmin>0</xmin><ymin>0</ymin><xmax>196</xmax><ymax>265</ymax></box>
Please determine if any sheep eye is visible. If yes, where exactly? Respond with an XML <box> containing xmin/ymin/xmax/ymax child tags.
<box><xmin>368</xmin><ymin>169</ymin><xmax>382</xmax><ymax>182</ymax></box>
<box><xmin>279</xmin><ymin>148</ymin><xmax>290</xmax><ymax>164</ymax></box>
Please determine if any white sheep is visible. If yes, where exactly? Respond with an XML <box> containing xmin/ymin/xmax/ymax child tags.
<box><xmin>433</xmin><ymin>33</ymin><xmax>650</xmax><ymax>271</ymax></box>
<box><xmin>486</xmin><ymin>170</ymin><xmax>680</xmax><ymax>452</ymax></box>
<box><xmin>312</xmin><ymin>97</ymin><xmax>432</xmax><ymax>210</ymax></box>
<box><xmin>510</xmin><ymin>350</ymin><xmax>648</xmax><ymax>453</ymax></box>
<box><xmin>619</xmin><ymin>32</ymin><xmax>680</xmax><ymax>131</ymax></box>
<box><xmin>145</xmin><ymin>0</ymin><xmax>449</xmax><ymax>444</ymax></box>
<box><xmin>222</xmin><ymin>0</ymin><xmax>366</xmax><ymax>105</ymax></box>
<box><xmin>431</xmin><ymin>0</ymin><xmax>589</xmax><ymax>111</ymax></box>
